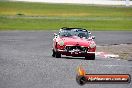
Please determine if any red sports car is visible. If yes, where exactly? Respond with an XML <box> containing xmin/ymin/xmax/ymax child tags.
<box><xmin>52</xmin><ymin>27</ymin><xmax>96</xmax><ymax>60</ymax></box>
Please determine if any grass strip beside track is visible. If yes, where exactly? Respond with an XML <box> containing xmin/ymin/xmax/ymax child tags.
<box><xmin>0</xmin><ymin>1</ymin><xmax>132</xmax><ymax>30</ymax></box>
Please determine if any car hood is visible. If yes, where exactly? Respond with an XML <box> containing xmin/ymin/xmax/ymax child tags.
<box><xmin>60</xmin><ymin>37</ymin><xmax>93</xmax><ymax>46</ymax></box>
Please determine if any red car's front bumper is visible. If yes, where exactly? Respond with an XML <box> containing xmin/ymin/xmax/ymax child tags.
<box><xmin>57</xmin><ymin>49</ymin><xmax>95</xmax><ymax>57</ymax></box>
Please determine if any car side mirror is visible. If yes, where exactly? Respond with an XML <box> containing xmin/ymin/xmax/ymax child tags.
<box><xmin>88</xmin><ymin>31</ymin><xmax>91</xmax><ymax>35</ymax></box>
<box><xmin>91</xmin><ymin>36</ymin><xmax>95</xmax><ymax>39</ymax></box>
<box><xmin>54</xmin><ymin>33</ymin><xmax>58</xmax><ymax>37</ymax></box>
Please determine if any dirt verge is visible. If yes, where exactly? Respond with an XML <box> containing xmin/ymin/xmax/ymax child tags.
<box><xmin>97</xmin><ymin>44</ymin><xmax>132</xmax><ymax>61</ymax></box>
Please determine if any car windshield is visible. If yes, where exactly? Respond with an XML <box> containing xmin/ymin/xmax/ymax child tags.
<box><xmin>59</xmin><ymin>29</ymin><xmax>89</xmax><ymax>38</ymax></box>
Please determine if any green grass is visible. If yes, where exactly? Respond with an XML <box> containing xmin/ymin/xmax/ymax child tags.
<box><xmin>0</xmin><ymin>1</ymin><xmax>132</xmax><ymax>30</ymax></box>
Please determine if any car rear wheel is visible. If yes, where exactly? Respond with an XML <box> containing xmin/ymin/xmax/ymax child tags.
<box><xmin>55</xmin><ymin>52</ymin><xmax>61</xmax><ymax>58</ymax></box>
<box><xmin>85</xmin><ymin>54</ymin><xmax>95</xmax><ymax>60</ymax></box>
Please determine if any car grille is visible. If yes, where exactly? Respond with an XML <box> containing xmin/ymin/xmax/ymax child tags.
<box><xmin>65</xmin><ymin>46</ymin><xmax>88</xmax><ymax>52</ymax></box>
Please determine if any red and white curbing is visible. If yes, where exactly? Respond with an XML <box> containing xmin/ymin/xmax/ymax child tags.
<box><xmin>95</xmin><ymin>52</ymin><xmax>119</xmax><ymax>58</ymax></box>
<box><xmin>87</xmin><ymin>52</ymin><xmax>119</xmax><ymax>58</ymax></box>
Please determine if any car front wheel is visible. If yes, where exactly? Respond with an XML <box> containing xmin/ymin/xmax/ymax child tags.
<box><xmin>52</xmin><ymin>49</ymin><xmax>56</xmax><ymax>57</ymax></box>
<box><xmin>55</xmin><ymin>52</ymin><xmax>61</xmax><ymax>58</ymax></box>
<box><xmin>85</xmin><ymin>54</ymin><xmax>95</xmax><ymax>60</ymax></box>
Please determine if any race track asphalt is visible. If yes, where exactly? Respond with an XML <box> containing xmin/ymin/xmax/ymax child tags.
<box><xmin>0</xmin><ymin>31</ymin><xmax>132</xmax><ymax>88</ymax></box>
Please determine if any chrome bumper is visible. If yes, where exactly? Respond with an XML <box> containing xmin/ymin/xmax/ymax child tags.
<box><xmin>57</xmin><ymin>49</ymin><xmax>95</xmax><ymax>54</ymax></box>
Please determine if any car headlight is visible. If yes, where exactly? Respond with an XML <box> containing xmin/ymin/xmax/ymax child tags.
<box><xmin>89</xmin><ymin>42</ymin><xmax>96</xmax><ymax>48</ymax></box>
<box><xmin>58</xmin><ymin>40</ymin><xmax>64</xmax><ymax>46</ymax></box>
